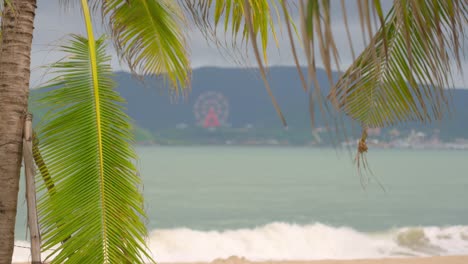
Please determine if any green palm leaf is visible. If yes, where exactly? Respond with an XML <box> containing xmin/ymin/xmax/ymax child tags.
<box><xmin>182</xmin><ymin>0</ymin><xmax>280</xmax><ymax>64</ymax></box>
<box><xmin>103</xmin><ymin>0</ymin><xmax>191</xmax><ymax>92</ymax></box>
<box><xmin>35</xmin><ymin>35</ymin><xmax>153</xmax><ymax>263</ymax></box>
<box><xmin>330</xmin><ymin>0</ymin><xmax>466</xmax><ymax>129</ymax></box>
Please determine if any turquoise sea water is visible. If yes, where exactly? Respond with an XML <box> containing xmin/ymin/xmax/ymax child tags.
<box><xmin>137</xmin><ymin>147</ymin><xmax>468</xmax><ymax>231</ymax></box>
<box><xmin>13</xmin><ymin>147</ymin><xmax>468</xmax><ymax>261</ymax></box>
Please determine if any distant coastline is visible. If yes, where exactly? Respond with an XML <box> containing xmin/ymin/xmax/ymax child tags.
<box><xmin>135</xmin><ymin>139</ymin><xmax>468</xmax><ymax>150</ymax></box>
<box><xmin>30</xmin><ymin>68</ymin><xmax>468</xmax><ymax>149</ymax></box>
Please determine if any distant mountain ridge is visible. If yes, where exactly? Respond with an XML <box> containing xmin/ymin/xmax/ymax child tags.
<box><xmin>31</xmin><ymin>66</ymin><xmax>468</xmax><ymax>143</ymax></box>
<box><xmin>112</xmin><ymin>66</ymin><xmax>340</xmax><ymax>131</ymax></box>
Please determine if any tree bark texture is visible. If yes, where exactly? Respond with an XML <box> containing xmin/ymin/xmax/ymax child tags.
<box><xmin>0</xmin><ymin>1</ymin><xmax>37</xmax><ymax>263</ymax></box>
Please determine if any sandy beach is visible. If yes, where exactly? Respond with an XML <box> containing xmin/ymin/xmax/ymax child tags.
<box><xmin>200</xmin><ymin>255</ymin><xmax>468</xmax><ymax>264</ymax></box>
<box><xmin>16</xmin><ymin>255</ymin><xmax>468</xmax><ymax>264</ymax></box>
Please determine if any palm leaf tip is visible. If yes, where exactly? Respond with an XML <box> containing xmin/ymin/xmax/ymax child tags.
<box><xmin>35</xmin><ymin>35</ymin><xmax>153</xmax><ymax>263</ymax></box>
<box><xmin>104</xmin><ymin>0</ymin><xmax>191</xmax><ymax>93</ymax></box>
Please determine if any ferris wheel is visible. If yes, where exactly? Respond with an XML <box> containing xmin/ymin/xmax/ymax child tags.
<box><xmin>193</xmin><ymin>91</ymin><xmax>229</xmax><ymax>128</ymax></box>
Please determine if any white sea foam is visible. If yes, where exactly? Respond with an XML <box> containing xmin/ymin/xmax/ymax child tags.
<box><xmin>13</xmin><ymin>223</ymin><xmax>468</xmax><ymax>263</ymax></box>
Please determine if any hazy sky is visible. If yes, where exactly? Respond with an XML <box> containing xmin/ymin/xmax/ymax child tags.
<box><xmin>30</xmin><ymin>1</ymin><xmax>466</xmax><ymax>88</ymax></box>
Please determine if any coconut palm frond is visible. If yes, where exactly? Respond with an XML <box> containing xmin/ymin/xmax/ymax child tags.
<box><xmin>181</xmin><ymin>0</ymin><xmax>280</xmax><ymax>64</ymax></box>
<box><xmin>299</xmin><ymin>0</ymin><xmax>342</xmax><ymax>91</ymax></box>
<box><xmin>35</xmin><ymin>34</ymin><xmax>153</xmax><ymax>263</ymax></box>
<box><xmin>295</xmin><ymin>0</ymin><xmax>343</xmax><ymax>133</ymax></box>
<box><xmin>103</xmin><ymin>0</ymin><xmax>191</xmax><ymax>92</ymax></box>
<box><xmin>331</xmin><ymin>0</ymin><xmax>467</xmax><ymax>129</ymax></box>
<box><xmin>243</xmin><ymin>0</ymin><xmax>287</xmax><ymax>126</ymax></box>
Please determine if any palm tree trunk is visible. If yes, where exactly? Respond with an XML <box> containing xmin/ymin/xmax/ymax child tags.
<box><xmin>0</xmin><ymin>0</ymin><xmax>37</xmax><ymax>263</ymax></box>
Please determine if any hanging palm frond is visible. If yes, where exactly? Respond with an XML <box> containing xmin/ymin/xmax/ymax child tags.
<box><xmin>331</xmin><ymin>0</ymin><xmax>467</xmax><ymax>129</ymax></box>
<box><xmin>103</xmin><ymin>0</ymin><xmax>191</xmax><ymax>93</ymax></box>
<box><xmin>34</xmin><ymin>35</ymin><xmax>153</xmax><ymax>264</ymax></box>
<box><xmin>181</xmin><ymin>0</ymin><xmax>280</xmax><ymax>63</ymax></box>
<box><xmin>243</xmin><ymin>0</ymin><xmax>287</xmax><ymax>126</ymax></box>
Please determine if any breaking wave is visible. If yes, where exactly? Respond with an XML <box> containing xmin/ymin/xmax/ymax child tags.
<box><xmin>13</xmin><ymin>222</ymin><xmax>468</xmax><ymax>262</ymax></box>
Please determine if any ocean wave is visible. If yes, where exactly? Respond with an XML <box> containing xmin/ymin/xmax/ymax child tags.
<box><xmin>13</xmin><ymin>223</ymin><xmax>468</xmax><ymax>262</ymax></box>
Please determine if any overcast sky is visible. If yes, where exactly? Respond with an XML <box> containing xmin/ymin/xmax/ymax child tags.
<box><xmin>30</xmin><ymin>1</ymin><xmax>466</xmax><ymax>88</ymax></box>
